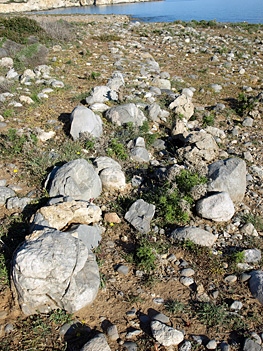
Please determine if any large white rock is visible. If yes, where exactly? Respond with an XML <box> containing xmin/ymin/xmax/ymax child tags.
<box><xmin>151</xmin><ymin>320</ymin><xmax>184</xmax><ymax>346</ymax></box>
<box><xmin>125</xmin><ymin>199</ymin><xmax>155</xmax><ymax>234</ymax></box>
<box><xmin>12</xmin><ymin>229</ymin><xmax>100</xmax><ymax>315</ymax></box>
<box><xmin>171</xmin><ymin>226</ymin><xmax>217</xmax><ymax>247</ymax></box>
<box><xmin>93</xmin><ymin>156</ymin><xmax>126</xmax><ymax>191</ymax></box>
<box><xmin>169</xmin><ymin>94</ymin><xmax>194</xmax><ymax>120</ymax></box>
<box><xmin>86</xmin><ymin>85</ymin><xmax>118</xmax><ymax>105</ymax></box>
<box><xmin>105</xmin><ymin>103</ymin><xmax>147</xmax><ymax>126</ymax></box>
<box><xmin>207</xmin><ymin>158</ymin><xmax>246</xmax><ymax>203</ymax></box>
<box><xmin>99</xmin><ymin>167</ymin><xmax>126</xmax><ymax>191</ymax></box>
<box><xmin>48</xmin><ymin>159</ymin><xmax>102</xmax><ymax>201</ymax></box>
<box><xmin>70</xmin><ymin>105</ymin><xmax>103</xmax><ymax>140</ymax></box>
<box><xmin>196</xmin><ymin>192</ymin><xmax>235</xmax><ymax>222</ymax></box>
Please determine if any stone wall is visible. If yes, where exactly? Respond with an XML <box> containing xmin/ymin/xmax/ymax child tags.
<box><xmin>0</xmin><ymin>0</ymin><xmax>151</xmax><ymax>13</ymax></box>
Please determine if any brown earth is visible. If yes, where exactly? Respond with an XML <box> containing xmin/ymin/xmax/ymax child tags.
<box><xmin>0</xmin><ymin>14</ymin><xmax>263</xmax><ymax>351</ymax></box>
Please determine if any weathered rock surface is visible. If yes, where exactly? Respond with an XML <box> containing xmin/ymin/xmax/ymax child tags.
<box><xmin>0</xmin><ymin>186</ymin><xmax>16</xmax><ymax>205</ymax></box>
<box><xmin>48</xmin><ymin>159</ymin><xmax>102</xmax><ymax>201</ymax></box>
<box><xmin>151</xmin><ymin>320</ymin><xmax>184</xmax><ymax>346</ymax></box>
<box><xmin>12</xmin><ymin>229</ymin><xmax>100</xmax><ymax>315</ymax></box>
<box><xmin>169</xmin><ymin>94</ymin><xmax>194</xmax><ymax>120</ymax></box>
<box><xmin>170</xmin><ymin>226</ymin><xmax>217</xmax><ymax>247</ymax></box>
<box><xmin>207</xmin><ymin>158</ymin><xmax>246</xmax><ymax>203</ymax></box>
<box><xmin>196</xmin><ymin>192</ymin><xmax>235</xmax><ymax>222</ymax></box>
<box><xmin>125</xmin><ymin>199</ymin><xmax>155</xmax><ymax>234</ymax></box>
<box><xmin>105</xmin><ymin>103</ymin><xmax>146</xmax><ymax>126</ymax></box>
<box><xmin>249</xmin><ymin>270</ymin><xmax>263</xmax><ymax>305</ymax></box>
<box><xmin>93</xmin><ymin>156</ymin><xmax>126</xmax><ymax>191</ymax></box>
<box><xmin>30</xmin><ymin>200</ymin><xmax>102</xmax><ymax>231</ymax></box>
<box><xmin>70</xmin><ymin>105</ymin><xmax>103</xmax><ymax>140</ymax></box>
<box><xmin>80</xmin><ymin>333</ymin><xmax>111</xmax><ymax>351</ymax></box>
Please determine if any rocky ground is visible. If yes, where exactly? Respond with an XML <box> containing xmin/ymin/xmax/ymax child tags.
<box><xmin>0</xmin><ymin>14</ymin><xmax>263</xmax><ymax>351</ymax></box>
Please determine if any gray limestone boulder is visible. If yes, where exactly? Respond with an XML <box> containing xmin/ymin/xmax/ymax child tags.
<box><xmin>130</xmin><ymin>147</ymin><xmax>150</xmax><ymax>163</ymax></box>
<box><xmin>99</xmin><ymin>167</ymin><xmax>126</xmax><ymax>191</ymax></box>
<box><xmin>125</xmin><ymin>199</ymin><xmax>155</xmax><ymax>234</ymax></box>
<box><xmin>107</xmin><ymin>72</ymin><xmax>125</xmax><ymax>91</ymax></box>
<box><xmin>0</xmin><ymin>186</ymin><xmax>16</xmax><ymax>205</ymax></box>
<box><xmin>86</xmin><ymin>85</ymin><xmax>118</xmax><ymax>105</ymax></box>
<box><xmin>67</xmin><ymin>224</ymin><xmax>102</xmax><ymax>250</ymax></box>
<box><xmin>196</xmin><ymin>192</ymin><xmax>235</xmax><ymax>222</ymax></box>
<box><xmin>6</xmin><ymin>196</ymin><xmax>31</xmax><ymax>210</ymax></box>
<box><xmin>243</xmin><ymin>338</ymin><xmax>263</xmax><ymax>351</ymax></box>
<box><xmin>249</xmin><ymin>270</ymin><xmax>263</xmax><ymax>305</ymax></box>
<box><xmin>93</xmin><ymin>156</ymin><xmax>126</xmax><ymax>191</ymax></box>
<box><xmin>48</xmin><ymin>159</ymin><xmax>102</xmax><ymax>201</ymax></box>
<box><xmin>105</xmin><ymin>103</ymin><xmax>147</xmax><ymax>127</ymax></box>
<box><xmin>169</xmin><ymin>94</ymin><xmax>194</xmax><ymax>120</ymax></box>
<box><xmin>70</xmin><ymin>105</ymin><xmax>103</xmax><ymax>140</ymax></box>
<box><xmin>207</xmin><ymin>158</ymin><xmax>246</xmax><ymax>203</ymax></box>
<box><xmin>151</xmin><ymin>320</ymin><xmax>184</xmax><ymax>346</ymax></box>
<box><xmin>12</xmin><ymin>229</ymin><xmax>100</xmax><ymax>315</ymax></box>
<box><xmin>171</xmin><ymin>226</ymin><xmax>217</xmax><ymax>247</ymax></box>
<box><xmin>177</xmin><ymin>130</ymin><xmax>219</xmax><ymax>165</ymax></box>
<box><xmin>80</xmin><ymin>333</ymin><xmax>111</xmax><ymax>351</ymax></box>
<box><xmin>244</xmin><ymin>249</ymin><xmax>261</xmax><ymax>264</ymax></box>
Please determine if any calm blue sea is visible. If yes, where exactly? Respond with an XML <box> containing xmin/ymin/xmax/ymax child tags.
<box><xmin>35</xmin><ymin>0</ymin><xmax>263</xmax><ymax>24</ymax></box>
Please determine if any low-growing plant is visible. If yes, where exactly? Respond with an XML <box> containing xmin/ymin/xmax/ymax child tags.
<box><xmin>165</xmin><ymin>299</ymin><xmax>185</xmax><ymax>314</ymax></box>
<box><xmin>0</xmin><ymin>16</ymin><xmax>49</xmax><ymax>44</ymax></box>
<box><xmin>175</xmin><ymin>169</ymin><xmax>207</xmax><ymax>195</ymax></box>
<box><xmin>242</xmin><ymin>213</ymin><xmax>263</xmax><ymax>232</ymax></box>
<box><xmin>95</xmin><ymin>34</ymin><xmax>121</xmax><ymax>42</ymax></box>
<box><xmin>0</xmin><ymin>254</ymin><xmax>9</xmax><ymax>289</ymax></box>
<box><xmin>3</xmin><ymin>109</ymin><xmax>14</xmax><ymax>118</ymax></box>
<box><xmin>135</xmin><ymin>239</ymin><xmax>156</xmax><ymax>272</ymax></box>
<box><xmin>107</xmin><ymin>138</ymin><xmax>128</xmax><ymax>161</ymax></box>
<box><xmin>202</xmin><ymin>113</ymin><xmax>215</xmax><ymax>127</ymax></box>
<box><xmin>236</xmin><ymin>92</ymin><xmax>257</xmax><ymax>116</ymax></box>
<box><xmin>196</xmin><ymin>302</ymin><xmax>228</xmax><ymax>328</ymax></box>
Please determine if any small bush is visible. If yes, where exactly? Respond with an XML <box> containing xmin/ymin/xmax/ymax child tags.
<box><xmin>135</xmin><ymin>239</ymin><xmax>156</xmax><ymax>272</ymax></box>
<box><xmin>0</xmin><ymin>16</ymin><xmax>49</xmax><ymax>44</ymax></box>
<box><xmin>107</xmin><ymin>138</ymin><xmax>128</xmax><ymax>161</ymax></box>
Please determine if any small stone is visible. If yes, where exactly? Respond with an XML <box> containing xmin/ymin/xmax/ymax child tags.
<box><xmin>179</xmin><ymin>340</ymin><xmax>192</xmax><ymax>351</ymax></box>
<box><xmin>240</xmin><ymin>223</ymin><xmax>258</xmax><ymax>237</ymax></box>
<box><xmin>123</xmin><ymin>341</ymin><xmax>137</xmax><ymax>351</ymax></box>
<box><xmin>180</xmin><ymin>276</ymin><xmax>194</xmax><ymax>287</ymax></box>
<box><xmin>117</xmin><ymin>265</ymin><xmax>129</xmax><ymax>276</ymax></box>
<box><xmin>151</xmin><ymin>320</ymin><xmax>184</xmax><ymax>346</ymax></box>
<box><xmin>206</xmin><ymin>339</ymin><xmax>217</xmax><ymax>349</ymax></box>
<box><xmin>242</xmin><ymin>117</ymin><xmax>254</xmax><ymax>127</ymax></box>
<box><xmin>152</xmin><ymin>312</ymin><xmax>170</xmax><ymax>324</ymax></box>
<box><xmin>4</xmin><ymin>323</ymin><xmax>14</xmax><ymax>334</ymax></box>
<box><xmin>180</xmin><ymin>268</ymin><xmax>195</xmax><ymax>277</ymax></box>
<box><xmin>230</xmin><ymin>301</ymin><xmax>243</xmax><ymax>310</ymax></box>
<box><xmin>153</xmin><ymin>298</ymin><xmax>164</xmax><ymax>304</ymax></box>
<box><xmin>220</xmin><ymin>341</ymin><xmax>230</xmax><ymax>351</ymax></box>
<box><xmin>240</xmin><ymin>273</ymin><xmax>251</xmax><ymax>282</ymax></box>
<box><xmin>126</xmin><ymin>329</ymin><xmax>142</xmax><ymax>339</ymax></box>
<box><xmin>126</xmin><ymin>308</ymin><xmax>137</xmax><ymax>317</ymax></box>
<box><xmin>224</xmin><ymin>275</ymin><xmax>237</xmax><ymax>284</ymax></box>
<box><xmin>104</xmin><ymin>212</ymin><xmax>121</xmax><ymax>223</ymax></box>
<box><xmin>107</xmin><ymin>324</ymin><xmax>119</xmax><ymax>341</ymax></box>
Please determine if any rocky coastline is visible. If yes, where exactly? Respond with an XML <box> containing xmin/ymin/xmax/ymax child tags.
<box><xmin>0</xmin><ymin>0</ymin><xmax>152</xmax><ymax>14</ymax></box>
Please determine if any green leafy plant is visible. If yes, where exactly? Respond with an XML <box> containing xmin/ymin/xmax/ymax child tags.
<box><xmin>175</xmin><ymin>169</ymin><xmax>207</xmax><ymax>195</ymax></box>
<box><xmin>135</xmin><ymin>239</ymin><xmax>156</xmax><ymax>272</ymax></box>
<box><xmin>202</xmin><ymin>113</ymin><xmax>215</xmax><ymax>127</ymax></box>
<box><xmin>165</xmin><ymin>299</ymin><xmax>185</xmax><ymax>314</ymax></box>
<box><xmin>236</xmin><ymin>92</ymin><xmax>257</xmax><ymax>116</ymax></box>
<box><xmin>196</xmin><ymin>302</ymin><xmax>227</xmax><ymax>327</ymax></box>
<box><xmin>0</xmin><ymin>16</ymin><xmax>49</xmax><ymax>44</ymax></box>
<box><xmin>0</xmin><ymin>254</ymin><xmax>9</xmax><ymax>289</ymax></box>
<box><xmin>107</xmin><ymin>138</ymin><xmax>128</xmax><ymax>161</ymax></box>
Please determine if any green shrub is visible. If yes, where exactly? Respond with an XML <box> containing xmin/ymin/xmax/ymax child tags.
<box><xmin>135</xmin><ymin>239</ymin><xmax>156</xmax><ymax>272</ymax></box>
<box><xmin>107</xmin><ymin>138</ymin><xmax>128</xmax><ymax>161</ymax></box>
<box><xmin>0</xmin><ymin>16</ymin><xmax>49</xmax><ymax>44</ymax></box>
